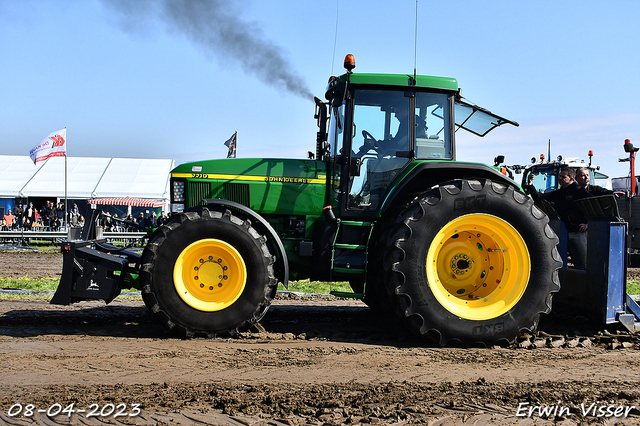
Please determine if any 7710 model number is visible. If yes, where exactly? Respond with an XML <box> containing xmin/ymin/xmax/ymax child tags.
<box><xmin>7</xmin><ymin>403</ymin><xmax>141</xmax><ymax>418</ymax></box>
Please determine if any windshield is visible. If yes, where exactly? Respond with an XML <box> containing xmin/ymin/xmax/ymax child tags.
<box><xmin>524</xmin><ymin>165</ymin><xmax>604</xmax><ymax>193</ymax></box>
<box><xmin>345</xmin><ymin>89</ymin><xmax>453</xmax><ymax>210</ymax></box>
<box><xmin>349</xmin><ymin>90</ymin><xmax>452</xmax><ymax>160</ymax></box>
<box><xmin>348</xmin><ymin>90</ymin><xmax>410</xmax><ymax>210</ymax></box>
<box><xmin>526</xmin><ymin>166</ymin><xmax>559</xmax><ymax>193</ymax></box>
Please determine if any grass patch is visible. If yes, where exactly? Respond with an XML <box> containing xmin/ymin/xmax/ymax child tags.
<box><xmin>0</xmin><ymin>276</ymin><xmax>351</xmax><ymax>296</ymax></box>
<box><xmin>5</xmin><ymin>243</ymin><xmax>59</xmax><ymax>250</ymax></box>
<box><xmin>0</xmin><ymin>277</ymin><xmax>139</xmax><ymax>294</ymax></box>
<box><xmin>4</xmin><ymin>275</ymin><xmax>636</xmax><ymax>297</ymax></box>
<box><xmin>277</xmin><ymin>279</ymin><xmax>351</xmax><ymax>295</ymax></box>
<box><xmin>0</xmin><ymin>277</ymin><xmax>59</xmax><ymax>291</ymax></box>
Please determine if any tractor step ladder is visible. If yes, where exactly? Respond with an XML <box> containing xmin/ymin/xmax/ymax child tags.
<box><xmin>329</xmin><ymin>220</ymin><xmax>374</xmax><ymax>297</ymax></box>
<box><xmin>329</xmin><ymin>291</ymin><xmax>365</xmax><ymax>299</ymax></box>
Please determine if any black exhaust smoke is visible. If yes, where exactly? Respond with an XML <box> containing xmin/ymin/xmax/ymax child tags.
<box><xmin>103</xmin><ymin>0</ymin><xmax>313</xmax><ymax>100</ymax></box>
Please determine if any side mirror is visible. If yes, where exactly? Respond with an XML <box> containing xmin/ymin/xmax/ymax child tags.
<box><xmin>314</xmin><ymin>97</ymin><xmax>327</xmax><ymax>135</ymax></box>
<box><xmin>314</xmin><ymin>97</ymin><xmax>329</xmax><ymax>160</ymax></box>
<box><xmin>493</xmin><ymin>155</ymin><xmax>505</xmax><ymax>166</ymax></box>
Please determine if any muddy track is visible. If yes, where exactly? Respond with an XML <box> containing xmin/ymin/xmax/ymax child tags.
<box><xmin>0</xmin><ymin>249</ymin><xmax>639</xmax><ymax>425</ymax></box>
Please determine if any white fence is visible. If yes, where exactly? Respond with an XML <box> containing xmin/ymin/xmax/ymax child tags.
<box><xmin>0</xmin><ymin>230</ymin><xmax>147</xmax><ymax>245</ymax></box>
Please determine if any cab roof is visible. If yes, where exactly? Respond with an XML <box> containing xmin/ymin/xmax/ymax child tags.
<box><xmin>339</xmin><ymin>73</ymin><xmax>459</xmax><ymax>91</ymax></box>
<box><xmin>335</xmin><ymin>73</ymin><xmax>517</xmax><ymax>136</ymax></box>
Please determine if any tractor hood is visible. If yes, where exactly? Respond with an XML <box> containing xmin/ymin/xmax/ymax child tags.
<box><xmin>171</xmin><ymin>158</ymin><xmax>326</xmax><ymax>183</ymax></box>
<box><xmin>455</xmin><ymin>97</ymin><xmax>519</xmax><ymax>137</ymax></box>
<box><xmin>170</xmin><ymin>158</ymin><xmax>328</xmax><ymax>216</ymax></box>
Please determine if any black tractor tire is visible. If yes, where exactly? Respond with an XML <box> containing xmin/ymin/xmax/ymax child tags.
<box><xmin>362</xmin><ymin>218</ymin><xmax>399</xmax><ymax>316</ymax></box>
<box><xmin>385</xmin><ymin>179</ymin><xmax>562</xmax><ymax>346</ymax></box>
<box><xmin>140</xmin><ymin>206</ymin><xmax>277</xmax><ymax>338</ymax></box>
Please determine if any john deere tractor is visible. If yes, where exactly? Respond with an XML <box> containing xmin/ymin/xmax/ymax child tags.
<box><xmin>52</xmin><ymin>55</ymin><xmax>563</xmax><ymax>346</ymax></box>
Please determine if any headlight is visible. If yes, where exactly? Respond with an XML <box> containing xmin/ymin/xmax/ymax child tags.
<box><xmin>172</xmin><ymin>180</ymin><xmax>185</xmax><ymax>203</ymax></box>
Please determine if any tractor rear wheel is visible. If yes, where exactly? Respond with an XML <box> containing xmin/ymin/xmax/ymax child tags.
<box><xmin>140</xmin><ymin>207</ymin><xmax>277</xmax><ymax>337</ymax></box>
<box><xmin>362</xmin><ymin>218</ymin><xmax>398</xmax><ymax>315</ymax></box>
<box><xmin>385</xmin><ymin>179</ymin><xmax>562</xmax><ymax>346</ymax></box>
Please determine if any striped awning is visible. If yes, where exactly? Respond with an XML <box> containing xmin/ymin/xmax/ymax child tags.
<box><xmin>90</xmin><ymin>197</ymin><xmax>165</xmax><ymax>208</ymax></box>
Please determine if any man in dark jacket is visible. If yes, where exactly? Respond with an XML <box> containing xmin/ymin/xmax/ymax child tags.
<box><xmin>56</xmin><ymin>202</ymin><xmax>65</xmax><ymax>226</ymax></box>
<box><xmin>527</xmin><ymin>166</ymin><xmax>592</xmax><ymax>269</ymax></box>
<box><xmin>13</xmin><ymin>203</ymin><xmax>24</xmax><ymax>229</ymax></box>
<box><xmin>42</xmin><ymin>201</ymin><xmax>55</xmax><ymax>230</ymax></box>
<box><xmin>137</xmin><ymin>211</ymin><xmax>147</xmax><ymax>228</ymax></box>
<box><xmin>575</xmin><ymin>167</ymin><xmax>613</xmax><ymax>196</ymax></box>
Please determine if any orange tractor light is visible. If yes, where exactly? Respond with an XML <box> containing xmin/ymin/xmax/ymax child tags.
<box><xmin>343</xmin><ymin>54</ymin><xmax>356</xmax><ymax>72</ymax></box>
<box><xmin>327</xmin><ymin>76</ymin><xmax>338</xmax><ymax>84</ymax></box>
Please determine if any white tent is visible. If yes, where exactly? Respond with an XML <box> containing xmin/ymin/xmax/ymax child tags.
<box><xmin>92</xmin><ymin>158</ymin><xmax>173</xmax><ymax>199</ymax></box>
<box><xmin>0</xmin><ymin>156</ymin><xmax>44</xmax><ymax>198</ymax></box>
<box><xmin>0</xmin><ymin>155</ymin><xmax>174</xmax><ymax>202</ymax></box>
<box><xmin>21</xmin><ymin>157</ymin><xmax>111</xmax><ymax>198</ymax></box>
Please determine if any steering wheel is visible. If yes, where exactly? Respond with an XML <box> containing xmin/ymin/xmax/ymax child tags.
<box><xmin>353</xmin><ymin>130</ymin><xmax>379</xmax><ymax>157</ymax></box>
<box><xmin>362</xmin><ymin>130</ymin><xmax>398</xmax><ymax>158</ymax></box>
<box><xmin>362</xmin><ymin>130</ymin><xmax>377</xmax><ymax>145</ymax></box>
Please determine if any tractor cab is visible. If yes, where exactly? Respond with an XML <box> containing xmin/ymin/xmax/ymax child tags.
<box><xmin>520</xmin><ymin>154</ymin><xmax>608</xmax><ymax>194</ymax></box>
<box><xmin>335</xmin><ymin>89</ymin><xmax>453</xmax><ymax>210</ymax></box>
<box><xmin>323</xmin><ymin>55</ymin><xmax>518</xmax><ymax>215</ymax></box>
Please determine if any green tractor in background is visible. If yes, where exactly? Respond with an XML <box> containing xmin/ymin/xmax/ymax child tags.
<box><xmin>53</xmin><ymin>55</ymin><xmax>562</xmax><ymax>346</ymax></box>
<box><xmin>510</xmin><ymin>151</ymin><xmax>609</xmax><ymax>194</ymax></box>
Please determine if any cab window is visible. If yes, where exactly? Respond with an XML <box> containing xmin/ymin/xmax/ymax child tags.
<box><xmin>415</xmin><ymin>92</ymin><xmax>452</xmax><ymax>160</ymax></box>
<box><xmin>348</xmin><ymin>90</ymin><xmax>411</xmax><ymax>210</ymax></box>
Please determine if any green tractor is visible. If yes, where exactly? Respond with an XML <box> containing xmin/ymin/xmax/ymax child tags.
<box><xmin>511</xmin><ymin>151</ymin><xmax>609</xmax><ymax>194</ymax></box>
<box><xmin>52</xmin><ymin>55</ymin><xmax>562</xmax><ymax>346</ymax></box>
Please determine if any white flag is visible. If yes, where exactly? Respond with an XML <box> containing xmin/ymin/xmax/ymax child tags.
<box><xmin>30</xmin><ymin>128</ymin><xmax>67</xmax><ymax>164</ymax></box>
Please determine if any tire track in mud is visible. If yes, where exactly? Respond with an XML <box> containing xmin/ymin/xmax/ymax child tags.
<box><xmin>1</xmin><ymin>381</ymin><xmax>639</xmax><ymax>425</ymax></box>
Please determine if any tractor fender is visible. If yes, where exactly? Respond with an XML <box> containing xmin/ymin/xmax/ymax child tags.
<box><xmin>202</xmin><ymin>198</ymin><xmax>289</xmax><ymax>289</ymax></box>
<box><xmin>381</xmin><ymin>161</ymin><xmax>520</xmax><ymax>217</ymax></box>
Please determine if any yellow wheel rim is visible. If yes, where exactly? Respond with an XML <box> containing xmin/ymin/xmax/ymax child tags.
<box><xmin>426</xmin><ymin>213</ymin><xmax>530</xmax><ymax>320</ymax></box>
<box><xmin>174</xmin><ymin>238</ymin><xmax>247</xmax><ymax>312</ymax></box>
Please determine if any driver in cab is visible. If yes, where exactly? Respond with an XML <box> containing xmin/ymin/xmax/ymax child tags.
<box><xmin>354</xmin><ymin>101</ymin><xmax>425</xmax><ymax>158</ymax></box>
<box><xmin>348</xmin><ymin>99</ymin><xmax>425</xmax><ymax>209</ymax></box>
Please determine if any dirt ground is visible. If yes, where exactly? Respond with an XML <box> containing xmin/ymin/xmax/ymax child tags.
<box><xmin>0</xmin><ymin>250</ymin><xmax>639</xmax><ymax>425</ymax></box>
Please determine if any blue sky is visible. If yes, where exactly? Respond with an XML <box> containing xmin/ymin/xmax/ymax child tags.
<box><xmin>1</xmin><ymin>0</ymin><xmax>639</xmax><ymax>182</ymax></box>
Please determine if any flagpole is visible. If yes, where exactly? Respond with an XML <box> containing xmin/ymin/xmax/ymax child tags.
<box><xmin>64</xmin><ymin>127</ymin><xmax>68</xmax><ymax>230</ymax></box>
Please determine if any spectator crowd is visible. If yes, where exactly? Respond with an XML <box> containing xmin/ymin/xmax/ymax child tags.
<box><xmin>0</xmin><ymin>201</ymin><xmax>68</xmax><ymax>231</ymax></box>
<box><xmin>99</xmin><ymin>209</ymin><xmax>169</xmax><ymax>232</ymax></box>
<box><xmin>1</xmin><ymin>201</ymin><xmax>168</xmax><ymax>232</ymax></box>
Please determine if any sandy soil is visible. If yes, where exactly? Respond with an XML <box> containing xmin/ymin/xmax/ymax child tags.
<box><xmin>0</xmin><ymin>249</ymin><xmax>639</xmax><ymax>425</ymax></box>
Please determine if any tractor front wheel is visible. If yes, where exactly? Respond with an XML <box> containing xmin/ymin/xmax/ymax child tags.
<box><xmin>140</xmin><ymin>207</ymin><xmax>277</xmax><ymax>337</ymax></box>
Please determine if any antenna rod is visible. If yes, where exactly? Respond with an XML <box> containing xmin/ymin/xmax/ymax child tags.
<box><xmin>413</xmin><ymin>0</ymin><xmax>418</xmax><ymax>81</ymax></box>
<box><xmin>331</xmin><ymin>0</ymin><xmax>339</xmax><ymax>75</ymax></box>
